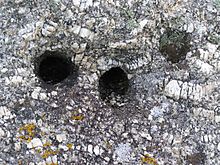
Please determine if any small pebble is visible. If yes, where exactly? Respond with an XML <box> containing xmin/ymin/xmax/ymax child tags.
<box><xmin>88</xmin><ymin>144</ymin><xmax>93</xmax><ymax>154</ymax></box>
<box><xmin>217</xmin><ymin>143</ymin><xmax>220</xmax><ymax>151</ymax></box>
<box><xmin>94</xmin><ymin>145</ymin><xmax>100</xmax><ymax>155</ymax></box>
<box><xmin>56</xmin><ymin>134</ymin><xmax>67</xmax><ymax>142</ymax></box>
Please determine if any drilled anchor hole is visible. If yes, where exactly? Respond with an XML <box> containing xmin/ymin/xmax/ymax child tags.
<box><xmin>99</xmin><ymin>67</ymin><xmax>129</xmax><ymax>101</ymax></box>
<box><xmin>159</xmin><ymin>29</ymin><xmax>191</xmax><ymax>63</ymax></box>
<box><xmin>35</xmin><ymin>51</ymin><xmax>77</xmax><ymax>85</ymax></box>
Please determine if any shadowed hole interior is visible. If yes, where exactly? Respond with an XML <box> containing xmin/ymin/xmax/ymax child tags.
<box><xmin>159</xmin><ymin>29</ymin><xmax>191</xmax><ymax>63</ymax></box>
<box><xmin>99</xmin><ymin>67</ymin><xmax>129</xmax><ymax>101</ymax></box>
<box><xmin>35</xmin><ymin>51</ymin><xmax>75</xmax><ymax>85</ymax></box>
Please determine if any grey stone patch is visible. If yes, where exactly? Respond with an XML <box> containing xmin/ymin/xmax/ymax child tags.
<box><xmin>114</xmin><ymin>143</ymin><xmax>133</xmax><ymax>163</ymax></box>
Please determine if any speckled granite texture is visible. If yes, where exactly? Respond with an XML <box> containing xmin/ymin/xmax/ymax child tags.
<box><xmin>0</xmin><ymin>0</ymin><xmax>220</xmax><ymax>164</ymax></box>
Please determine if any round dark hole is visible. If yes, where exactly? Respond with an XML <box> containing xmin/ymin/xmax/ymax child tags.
<box><xmin>159</xmin><ymin>29</ymin><xmax>191</xmax><ymax>63</ymax></box>
<box><xmin>99</xmin><ymin>67</ymin><xmax>129</xmax><ymax>101</ymax></box>
<box><xmin>35</xmin><ymin>51</ymin><xmax>75</xmax><ymax>85</ymax></box>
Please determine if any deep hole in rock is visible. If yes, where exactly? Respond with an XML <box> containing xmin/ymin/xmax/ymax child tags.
<box><xmin>35</xmin><ymin>51</ymin><xmax>77</xmax><ymax>85</ymax></box>
<box><xmin>159</xmin><ymin>29</ymin><xmax>191</xmax><ymax>63</ymax></box>
<box><xmin>99</xmin><ymin>67</ymin><xmax>129</xmax><ymax>101</ymax></box>
<box><xmin>187</xmin><ymin>152</ymin><xmax>206</xmax><ymax>165</ymax></box>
